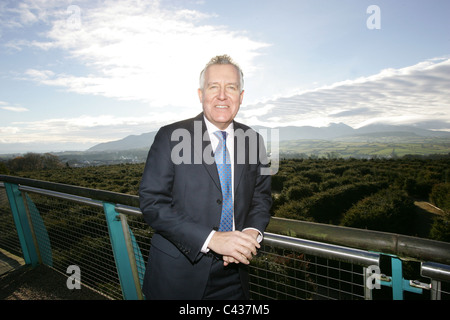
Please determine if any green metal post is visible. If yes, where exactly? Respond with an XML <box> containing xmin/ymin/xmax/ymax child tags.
<box><xmin>119</xmin><ymin>213</ymin><xmax>144</xmax><ymax>300</ymax></box>
<box><xmin>3</xmin><ymin>183</ymin><xmax>39</xmax><ymax>266</ymax></box>
<box><xmin>391</xmin><ymin>257</ymin><xmax>403</xmax><ymax>300</ymax></box>
<box><xmin>22</xmin><ymin>192</ymin><xmax>53</xmax><ymax>266</ymax></box>
<box><xmin>103</xmin><ymin>202</ymin><xmax>140</xmax><ymax>300</ymax></box>
<box><xmin>380</xmin><ymin>255</ymin><xmax>423</xmax><ymax>300</ymax></box>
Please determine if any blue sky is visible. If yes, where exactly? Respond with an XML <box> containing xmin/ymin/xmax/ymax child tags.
<box><xmin>0</xmin><ymin>0</ymin><xmax>449</xmax><ymax>153</ymax></box>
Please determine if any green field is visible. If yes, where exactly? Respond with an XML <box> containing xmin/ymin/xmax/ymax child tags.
<box><xmin>278</xmin><ymin>138</ymin><xmax>450</xmax><ymax>158</ymax></box>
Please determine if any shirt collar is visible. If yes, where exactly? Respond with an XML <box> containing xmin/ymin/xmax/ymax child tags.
<box><xmin>203</xmin><ymin>115</ymin><xmax>234</xmax><ymax>136</ymax></box>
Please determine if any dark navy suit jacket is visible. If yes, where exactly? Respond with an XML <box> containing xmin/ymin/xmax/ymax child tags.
<box><xmin>139</xmin><ymin>113</ymin><xmax>272</xmax><ymax>299</ymax></box>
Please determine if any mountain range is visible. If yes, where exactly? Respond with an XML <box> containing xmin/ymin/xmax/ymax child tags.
<box><xmin>87</xmin><ymin>123</ymin><xmax>450</xmax><ymax>152</ymax></box>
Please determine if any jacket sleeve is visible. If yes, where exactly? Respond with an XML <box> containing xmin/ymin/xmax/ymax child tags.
<box><xmin>138</xmin><ymin>127</ymin><xmax>212</xmax><ymax>263</ymax></box>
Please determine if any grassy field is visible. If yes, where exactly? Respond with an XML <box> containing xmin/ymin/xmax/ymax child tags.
<box><xmin>278</xmin><ymin>139</ymin><xmax>450</xmax><ymax>158</ymax></box>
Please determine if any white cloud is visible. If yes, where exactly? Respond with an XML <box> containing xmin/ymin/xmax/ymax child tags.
<box><xmin>241</xmin><ymin>57</ymin><xmax>450</xmax><ymax>130</ymax></box>
<box><xmin>5</xmin><ymin>57</ymin><xmax>449</xmax><ymax>151</ymax></box>
<box><xmin>1</xmin><ymin>106</ymin><xmax>29</xmax><ymax>112</ymax></box>
<box><xmin>239</xmin><ymin>104</ymin><xmax>276</xmax><ymax>118</ymax></box>
<box><xmin>9</xmin><ymin>0</ymin><xmax>269</xmax><ymax>108</ymax></box>
<box><xmin>0</xmin><ymin>109</ymin><xmax>196</xmax><ymax>147</ymax></box>
<box><xmin>0</xmin><ymin>101</ymin><xmax>29</xmax><ymax>112</ymax></box>
<box><xmin>0</xmin><ymin>126</ymin><xmax>20</xmax><ymax>136</ymax></box>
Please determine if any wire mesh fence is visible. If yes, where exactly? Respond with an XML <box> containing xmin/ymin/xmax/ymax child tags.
<box><xmin>22</xmin><ymin>192</ymin><xmax>122</xmax><ymax>299</ymax></box>
<box><xmin>2</xmin><ymin>186</ymin><xmax>369</xmax><ymax>300</ymax></box>
<box><xmin>0</xmin><ymin>187</ymin><xmax>22</xmax><ymax>258</ymax></box>
<box><xmin>123</xmin><ymin>214</ymin><xmax>152</xmax><ymax>287</ymax></box>
<box><xmin>249</xmin><ymin>243</ymin><xmax>366</xmax><ymax>300</ymax></box>
<box><xmin>439</xmin><ymin>284</ymin><xmax>450</xmax><ymax>299</ymax></box>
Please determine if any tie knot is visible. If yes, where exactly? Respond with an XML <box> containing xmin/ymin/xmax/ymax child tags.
<box><xmin>214</xmin><ymin>131</ymin><xmax>227</xmax><ymax>142</ymax></box>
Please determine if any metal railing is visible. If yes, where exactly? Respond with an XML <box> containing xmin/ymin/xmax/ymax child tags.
<box><xmin>1</xmin><ymin>175</ymin><xmax>449</xmax><ymax>300</ymax></box>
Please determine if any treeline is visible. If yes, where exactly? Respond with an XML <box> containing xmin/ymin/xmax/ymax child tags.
<box><xmin>1</xmin><ymin>152</ymin><xmax>64</xmax><ymax>173</ymax></box>
<box><xmin>2</xmin><ymin>154</ymin><xmax>449</xmax><ymax>242</ymax></box>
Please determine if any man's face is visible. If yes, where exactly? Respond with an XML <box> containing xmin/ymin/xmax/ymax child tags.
<box><xmin>198</xmin><ymin>64</ymin><xmax>244</xmax><ymax>130</ymax></box>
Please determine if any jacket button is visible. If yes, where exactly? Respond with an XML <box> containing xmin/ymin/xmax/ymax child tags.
<box><xmin>216</xmin><ymin>199</ymin><xmax>222</xmax><ymax>205</ymax></box>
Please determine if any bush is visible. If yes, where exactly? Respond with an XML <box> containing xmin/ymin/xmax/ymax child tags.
<box><xmin>0</xmin><ymin>162</ymin><xmax>9</xmax><ymax>174</ymax></box>
<box><xmin>429</xmin><ymin>216</ymin><xmax>450</xmax><ymax>242</ymax></box>
<box><xmin>430</xmin><ymin>183</ymin><xmax>450</xmax><ymax>213</ymax></box>
<box><xmin>285</xmin><ymin>185</ymin><xmax>314</xmax><ymax>201</ymax></box>
<box><xmin>7</xmin><ymin>153</ymin><xmax>63</xmax><ymax>172</ymax></box>
<box><xmin>274</xmin><ymin>200</ymin><xmax>314</xmax><ymax>221</ymax></box>
<box><xmin>304</xmin><ymin>182</ymin><xmax>386</xmax><ymax>224</ymax></box>
<box><xmin>341</xmin><ymin>188</ymin><xmax>416</xmax><ymax>235</ymax></box>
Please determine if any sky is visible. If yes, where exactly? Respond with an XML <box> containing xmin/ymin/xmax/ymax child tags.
<box><xmin>0</xmin><ymin>0</ymin><xmax>449</xmax><ymax>153</ymax></box>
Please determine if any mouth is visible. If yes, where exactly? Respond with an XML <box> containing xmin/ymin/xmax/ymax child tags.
<box><xmin>215</xmin><ymin>105</ymin><xmax>229</xmax><ymax>109</ymax></box>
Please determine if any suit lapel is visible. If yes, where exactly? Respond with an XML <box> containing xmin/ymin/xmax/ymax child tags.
<box><xmin>233</xmin><ymin>122</ymin><xmax>246</xmax><ymax>194</ymax></box>
<box><xmin>189</xmin><ymin>113</ymin><xmax>221</xmax><ymax>191</ymax></box>
<box><xmin>190</xmin><ymin>114</ymin><xmax>249</xmax><ymax>194</ymax></box>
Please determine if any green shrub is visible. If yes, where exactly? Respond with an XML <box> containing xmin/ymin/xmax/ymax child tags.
<box><xmin>341</xmin><ymin>188</ymin><xmax>416</xmax><ymax>235</ymax></box>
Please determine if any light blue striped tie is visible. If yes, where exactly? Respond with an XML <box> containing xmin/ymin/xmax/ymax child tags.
<box><xmin>214</xmin><ymin>131</ymin><xmax>233</xmax><ymax>232</ymax></box>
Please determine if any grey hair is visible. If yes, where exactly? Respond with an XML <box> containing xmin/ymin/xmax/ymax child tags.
<box><xmin>199</xmin><ymin>54</ymin><xmax>244</xmax><ymax>91</ymax></box>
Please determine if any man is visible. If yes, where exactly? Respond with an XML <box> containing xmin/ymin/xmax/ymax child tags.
<box><xmin>139</xmin><ymin>55</ymin><xmax>272</xmax><ymax>300</ymax></box>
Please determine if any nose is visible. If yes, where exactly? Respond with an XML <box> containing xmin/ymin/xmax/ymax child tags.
<box><xmin>218</xmin><ymin>86</ymin><xmax>226</xmax><ymax>100</ymax></box>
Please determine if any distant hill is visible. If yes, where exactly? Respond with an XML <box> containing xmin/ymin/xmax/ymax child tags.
<box><xmin>353</xmin><ymin>123</ymin><xmax>450</xmax><ymax>138</ymax></box>
<box><xmin>88</xmin><ymin>131</ymin><xmax>157</xmax><ymax>152</ymax></box>
<box><xmin>87</xmin><ymin>123</ymin><xmax>450</xmax><ymax>152</ymax></box>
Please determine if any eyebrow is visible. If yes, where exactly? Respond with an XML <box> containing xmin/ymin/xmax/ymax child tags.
<box><xmin>207</xmin><ymin>81</ymin><xmax>239</xmax><ymax>87</ymax></box>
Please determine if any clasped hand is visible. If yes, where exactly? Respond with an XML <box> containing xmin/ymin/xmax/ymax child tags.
<box><xmin>208</xmin><ymin>229</ymin><xmax>260</xmax><ymax>266</ymax></box>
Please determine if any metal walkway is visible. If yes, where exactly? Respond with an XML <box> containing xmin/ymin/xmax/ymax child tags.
<box><xmin>0</xmin><ymin>248</ymin><xmax>24</xmax><ymax>277</ymax></box>
<box><xmin>0</xmin><ymin>251</ymin><xmax>109</xmax><ymax>300</ymax></box>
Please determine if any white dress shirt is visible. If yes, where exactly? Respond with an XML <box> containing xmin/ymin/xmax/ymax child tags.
<box><xmin>201</xmin><ymin>116</ymin><xmax>263</xmax><ymax>254</ymax></box>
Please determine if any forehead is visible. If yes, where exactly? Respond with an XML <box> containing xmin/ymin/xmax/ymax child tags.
<box><xmin>204</xmin><ymin>64</ymin><xmax>240</xmax><ymax>83</ymax></box>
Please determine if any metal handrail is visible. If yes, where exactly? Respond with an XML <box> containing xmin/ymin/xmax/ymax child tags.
<box><xmin>263</xmin><ymin>232</ymin><xmax>379</xmax><ymax>267</ymax></box>
<box><xmin>0</xmin><ymin>175</ymin><xmax>139</xmax><ymax>207</ymax></box>
<box><xmin>266</xmin><ymin>217</ymin><xmax>450</xmax><ymax>265</ymax></box>
<box><xmin>1</xmin><ymin>174</ymin><xmax>450</xmax><ymax>265</ymax></box>
<box><xmin>5</xmin><ymin>183</ymin><xmax>380</xmax><ymax>266</ymax></box>
<box><xmin>421</xmin><ymin>262</ymin><xmax>450</xmax><ymax>282</ymax></box>
<box><xmin>18</xmin><ymin>185</ymin><xmax>103</xmax><ymax>208</ymax></box>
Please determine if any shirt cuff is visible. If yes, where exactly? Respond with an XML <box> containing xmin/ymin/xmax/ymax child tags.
<box><xmin>242</xmin><ymin>227</ymin><xmax>264</xmax><ymax>243</ymax></box>
<box><xmin>201</xmin><ymin>230</ymin><xmax>216</xmax><ymax>254</ymax></box>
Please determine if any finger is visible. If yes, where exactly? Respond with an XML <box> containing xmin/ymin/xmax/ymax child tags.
<box><xmin>225</xmin><ymin>232</ymin><xmax>257</xmax><ymax>258</ymax></box>
<box><xmin>226</xmin><ymin>231</ymin><xmax>259</xmax><ymax>251</ymax></box>
<box><xmin>238</xmin><ymin>242</ymin><xmax>258</xmax><ymax>258</ymax></box>
<box><xmin>223</xmin><ymin>255</ymin><xmax>231</xmax><ymax>263</ymax></box>
<box><xmin>237</xmin><ymin>233</ymin><xmax>260</xmax><ymax>250</ymax></box>
<box><xmin>226</xmin><ymin>249</ymin><xmax>247</xmax><ymax>265</ymax></box>
<box><xmin>223</xmin><ymin>256</ymin><xmax>238</xmax><ymax>266</ymax></box>
<box><xmin>235</xmin><ymin>250</ymin><xmax>252</xmax><ymax>265</ymax></box>
<box><xmin>237</xmin><ymin>247</ymin><xmax>252</xmax><ymax>260</ymax></box>
<box><xmin>209</xmin><ymin>231</ymin><xmax>259</xmax><ymax>262</ymax></box>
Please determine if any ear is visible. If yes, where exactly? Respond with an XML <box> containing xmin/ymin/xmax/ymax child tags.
<box><xmin>239</xmin><ymin>90</ymin><xmax>245</xmax><ymax>104</ymax></box>
<box><xmin>198</xmin><ymin>88</ymin><xmax>203</xmax><ymax>103</ymax></box>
